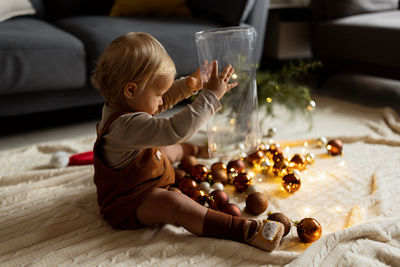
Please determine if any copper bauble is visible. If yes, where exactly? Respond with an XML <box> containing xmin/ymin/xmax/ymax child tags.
<box><xmin>273</xmin><ymin>158</ymin><xmax>288</xmax><ymax>176</ymax></box>
<box><xmin>220</xmin><ymin>203</ymin><xmax>242</xmax><ymax>217</ymax></box>
<box><xmin>227</xmin><ymin>159</ymin><xmax>245</xmax><ymax>173</ymax></box>
<box><xmin>266</xmin><ymin>144</ymin><xmax>282</xmax><ymax>159</ymax></box>
<box><xmin>268</xmin><ymin>212</ymin><xmax>291</xmax><ymax>237</ymax></box>
<box><xmin>174</xmin><ymin>169</ymin><xmax>187</xmax><ymax>185</ymax></box>
<box><xmin>211</xmin><ymin>169</ymin><xmax>228</xmax><ymax>185</ymax></box>
<box><xmin>246</xmin><ymin>150</ymin><xmax>265</xmax><ymax>166</ymax></box>
<box><xmin>210</xmin><ymin>162</ymin><xmax>227</xmax><ymax>173</ymax></box>
<box><xmin>188</xmin><ymin>188</ymin><xmax>207</xmax><ymax>205</ymax></box>
<box><xmin>178</xmin><ymin>178</ymin><xmax>198</xmax><ymax>195</ymax></box>
<box><xmin>327</xmin><ymin>139</ymin><xmax>343</xmax><ymax>156</ymax></box>
<box><xmin>282</xmin><ymin>173</ymin><xmax>301</xmax><ymax>193</ymax></box>
<box><xmin>180</xmin><ymin>155</ymin><xmax>198</xmax><ymax>172</ymax></box>
<box><xmin>289</xmin><ymin>154</ymin><xmax>306</xmax><ymax>171</ymax></box>
<box><xmin>245</xmin><ymin>192</ymin><xmax>268</xmax><ymax>215</ymax></box>
<box><xmin>296</xmin><ymin>218</ymin><xmax>322</xmax><ymax>243</ymax></box>
<box><xmin>234</xmin><ymin>173</ymin><xmax>252</xmax><ymax>193</ymax></box>
<box><xmin>190</xmin><ymin>164</ymin><xmax>209</xmax><ymax>182</ymax></box>
<box><xmin>207</xmin><ymin>189</ymin><xmax>229</xmax><ymax>210</ymax></box>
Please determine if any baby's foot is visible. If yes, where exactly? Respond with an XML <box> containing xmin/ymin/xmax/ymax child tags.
<box><xmin>244</xmin><ymin>220</ymin><xmax>284</xmax><ymax>252</ymax></box>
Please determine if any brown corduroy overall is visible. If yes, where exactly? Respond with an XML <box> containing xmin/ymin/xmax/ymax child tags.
<box><xmin>93</xmin><ymin>112</ymin><xmax>175</xmax><ymax>229</ymax></box>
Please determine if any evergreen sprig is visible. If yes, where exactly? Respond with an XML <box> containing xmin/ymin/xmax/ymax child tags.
<box><xmin>257</xmin><ymin>60</ymin><xmax>322</xmax><ymax>116</ymax></box>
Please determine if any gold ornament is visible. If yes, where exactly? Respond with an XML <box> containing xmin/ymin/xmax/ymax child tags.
<box><xmin>282</xmin><ymin>173</ymin><xmax>301</xmax><ymax>193</ymax></box>
<box><xmin>326</xmin><ymin>139</ymin><xmax>343</xmax><ymax>156</ymax></box>
<box><xmin>289</xmin><ymin>154</ymin><xmax>306</xmax><ymax>171</ymax></box>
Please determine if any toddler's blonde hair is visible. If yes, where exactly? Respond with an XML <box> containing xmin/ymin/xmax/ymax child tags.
<box><xmin>91</xmin><ymin>32</ymin><xmax>176</xmax><ymax>107</ymax></box>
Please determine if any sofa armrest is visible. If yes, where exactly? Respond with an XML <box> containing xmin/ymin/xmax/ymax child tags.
<box><xmin>311</xmin><ymin>0</ymin><xmax>399</xmax><ymax>21</ymax></box>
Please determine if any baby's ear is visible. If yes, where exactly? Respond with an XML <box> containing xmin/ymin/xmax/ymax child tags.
<box><xmin>123</xmin><ymin>81</ymin><xmax>137</xmax><ymax>99</ymax></box>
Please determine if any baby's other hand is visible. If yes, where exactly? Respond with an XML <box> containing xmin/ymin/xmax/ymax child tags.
<box><xmin>186</xmin><ymin>67</ymin><xmax>203</xmax><ymax>93</ymax></box>
<box><xmin>204</xmin><ymin>60</ymin><xmax>237</xmax><ymax>100</ymax></box>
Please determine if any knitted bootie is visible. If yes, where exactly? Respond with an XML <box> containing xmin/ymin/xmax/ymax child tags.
<box><xmin>244</xmin><ymin>220</ymin><xmax>284</xmax><ymax>252</ymax></box>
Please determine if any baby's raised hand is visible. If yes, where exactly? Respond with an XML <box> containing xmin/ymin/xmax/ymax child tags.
<box><xmin>204</xmin><ymin>60</ymin><xmax>237</xmax><ymax>99</ymax></box>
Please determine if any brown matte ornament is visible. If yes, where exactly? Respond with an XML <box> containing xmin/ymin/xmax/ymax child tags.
<box><xmin>208</xmin><ymin>189</ymin><xmax>229</xmax><ymax>210</ymax></box>
<box><xmin>220</xmin><ymin>203</ymin><xmax>242</xmax><ymax>217</ymax></box>
<box><xmin>296</xmin><ymin>218</ymin><xmax>322</xmax><ymax>243</ymax></box>
<box><xmin>210</xmin><ymin>162</ymin><xmax>227</xmax><ymax>173</ymax></box>
<box><xmin>227</xmin><ymin>159</ymin><xmax>245</xmax><ymax>173</ymax></box>
<box><xmin>174</xmin><ymin>169</ymin><xmax>187</xmax><ymax>185</ymax></box>
<box><xmin>211</xmin><ymin>169</ymin><xmax>228</xmax><ymax>185</ymax></box>
<box><xmin>178</xmin><ymin>178</ymin><xmax>198</xmax><ymax>195</ymax></box>
<box><xmin>190</xmin><ymin>164</ymin><xmax>209</xmax><ymax>182</ymax></box>
<box><xmin>326</xmin><ymin>139</ymin><xmax>343</xmax><ymax>156</ymax></box>
<box><xmin>180</xmin><ymin>155</ymin><xmax>198</xmax><ymax>172</ymax></box>
<box><xmin>187</xmin><ymin>188</ymin><xmax>207</xmax><ymax>205</ymax></box>
<box><xmin>282</xmin><ymin>173</ymin><xmax>301</xmax><ymax>193</ymax></box>
<box><xmin>234</xmin><ymin>173</ymin><xmax>252</xmax><ymax>193</ymax></box>
<box><xmin>267</xmin><ymin>212</ymin><xmax>291</xmax><ymax>237</ymax></box>
<box><xmin>245</xmin><ymin>192</ymin><xmax>268</xmax><ymax>215</ymax></box>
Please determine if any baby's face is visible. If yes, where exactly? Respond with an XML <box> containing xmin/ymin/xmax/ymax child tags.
<box><xmin>130</xmin><ymin>73</ymin><xmax>174</xmax><ymax>115</ymax></box>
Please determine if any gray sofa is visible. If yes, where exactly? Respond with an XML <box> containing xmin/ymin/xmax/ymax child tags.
<box><xmin>0</xmin><ymin>0</ymin><xmax>269</xmax><ymax>118</ymax></box>
<box><xmin>310</xmin><ymin>0</ymin><xmax>400</xmax><ymax>80</ymax></box>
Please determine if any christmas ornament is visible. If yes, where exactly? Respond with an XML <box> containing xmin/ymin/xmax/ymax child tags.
<box><xmin>174</xmin><ymin>169</ymin><xmax>187</xmax><ymax>185</ymax></box>
<box><xmin>289</xmin><ymin>154</ymin><xmax>306</xmax><ymax>171</ymax></box>
<box><xmin>246</xmin><ymin>184</ymin><xmax>259</xmax><ymax>195</ymax></box>
<box><xmin>211</xmin><ymin>169</ymin><xmax>228</xmax><ymax>185</ymax></box>
<box><xmin>305</xmin><ymin>153</ymin><xmax>315</xmax><ymax>165</ymax></box>
<box><xmin>316</xmin><ymin>136</ymin><xmax>327</xmax><ymax>148</ymax></box>
<box><xmin>69</xmin><ymin>151</ymin><xmax>94</xmax><ymax>166</ymax></box>
<box><xmin>326</xmin><ymin>139</ymin><xmax>343</xmax><ymax>156</ymax></box>
<box><xmin>210</xmin><ymin>162</ymin><xmax>227</xmax><ymax>173</ymax></box>
<box><xmin>260</xmin><ymin>159</ymin><xmax>271</xmax><ymax>174</ymax></box>
<box><xmin>199</xmin><ymin>181</ymin><xmax>211</xmax><ymax>192</ymax></box>
<box><xmin>234</xmin><ymin>173</ymin><xmax>252</xmax><ymax>193</ymax></box>
<box><xmin>295</xmin><ymin>218</ymin><xmax>322</xmax><ymax>243</ymax></box>
<box><xmin>220</xmin><ymin>203</ymin><xmax>242</xmax><ymax>217</ymax></box>
<box><xmin>245</xmin><ymin>192</ymin><xmax>268</xmax><ymax>215</ymax></box>
<box><xmin>272</xmin><ymin>157</ymin><xmax>288</xmax><ymax>177</ymax></box>
<box><xmin>267</xmin><ymin>212</ymin><xmax>291</xmax><ymax>237</ymax></box>
<box><xmin>227</xmin><ymin>159</ymin><xmax>245</xmax><ymax>173</ymax></box>
<box><xmin>190</xmin><ymin>164</ymin><xmax>209</xmax><ymax>182</ymax></box>
<box><xmin>266</xmin><ymin>143</ymin><xmax>282</xmax><ymax>159</ymax></box>
<box><xmin>211</xmin><ymin>182</ymin><xmax>224</xmax><ymax>191</ymax></box>
<box><xmin>178</xmin><ymin>178</ymin><xmax>198</xmax><ymax>195</ymax></box>
<box><xmin>180</xmin><ymin>155</ymin><xmax>198</xmax><ymax>172</ymax></box>
<box><xmin>246</xmin><ymin>150</ymin><xmax>265</xmax><ymax>166</ymax></box>
<box><xmin>282</xmin><ymin>173</ymin><xmax>301</xmax><ymax>193</ymax></box>
<box><xmin>267</xmin><ymin>127</ymin><xmax>277</xmax><ymax>138</ymax></box>
<box><xmin>188</xmin><ymin>188</ymin><xmax>207</xmax><ymax>205</ymax></box>
<box><xmin>207</xmin><ymin>189</ymin><xmax>229</xmax><ymax>210</ymax></box>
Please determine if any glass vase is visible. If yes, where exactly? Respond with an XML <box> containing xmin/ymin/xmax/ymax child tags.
<box><xmin>195</xmin><ymin>26</ymin><xmax>260</xmax><ymax>160</ymax></box>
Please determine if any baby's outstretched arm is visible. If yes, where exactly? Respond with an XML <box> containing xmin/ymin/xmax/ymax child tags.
<box><xmin>204</xmin><ymin>60</ymin><xmax>237</xmax><ymax>100</ymax></box>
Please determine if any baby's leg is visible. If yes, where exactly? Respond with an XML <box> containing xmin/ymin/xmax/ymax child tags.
<box><xmin>136</xmin><ymin>188</ymin><xmax>207</xmax><ymax>234</ymax></box>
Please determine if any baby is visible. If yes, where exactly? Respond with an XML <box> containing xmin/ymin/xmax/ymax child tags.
<box><xmin>91</xmin><ymin>32</ymin><xmax>284</xmax><ymax>252</ymax></box>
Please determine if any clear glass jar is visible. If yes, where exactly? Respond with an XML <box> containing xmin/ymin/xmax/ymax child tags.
<box><xmin>195</xmin><ymin>26</ymin><xmax>260</xmax><ymax>159</ymax></box>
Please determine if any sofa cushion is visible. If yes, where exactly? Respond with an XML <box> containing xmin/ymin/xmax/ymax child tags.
<box><xmin>42</xmin><ymin>0</ymin><xmax>113</xmax><ymax>20</ymax></box>
<box><xmin>318</xmin><ymin>0</ymin><xmax>399</xmax><ymax>20</ymax></box>
<box><xmin>110</xmin><ymin>0</ymin><xmax>191</xmax><ymax>17</ymax></box>
<box><xmin>187</xmin><ymin>0</ymin><xmax>255</xmax><ymax>26</ymax></box>
<box><xmin>55</xmin><ymin>16</ymin><xmax>224</xmax><ymax>76</ymax></box>
<box><xmin>316</xmin><ymin>10</ymin><xmax>400</xmax><ymax>69</ymax></box>
<box><xmin>0</xmin><ymin>17</ymin><xmax>86</xmax><ymax>95</ymax></box>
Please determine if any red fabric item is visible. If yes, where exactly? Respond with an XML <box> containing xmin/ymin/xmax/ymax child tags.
<box><xmin>68</xmin><ymin>151</ymin><xmax>94</xmax><ymax>166</ymax></box>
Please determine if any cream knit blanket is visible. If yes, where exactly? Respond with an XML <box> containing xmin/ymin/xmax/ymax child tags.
<box><xmin>1</xmin><ymin>96</ymin><xmax>399</xmax><ymax>266</ymax></box>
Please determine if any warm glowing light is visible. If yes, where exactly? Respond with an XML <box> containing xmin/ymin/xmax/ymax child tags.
<box><xmin>285</xmin><ymin>146</ymin><xmax>290</xmax><ymax>154</ymax></box>
<box><xmin>248</xmin><ymin>171</ymin><xmax>255</xmax><ymax>178</ymax></box>
<box><xmin>304</xmin><ymin>141</ymin><xmax>308</xmax><ymax>147</ymax></box>
<box><xmin>211</xmin><ymin>126</ymin><xmax>217</xmax><ymax>132</ymax></box>
<box><xmin>335</xmin><ymin>206</ymin><xmax>343</xmax><ymax>212</ymax></box>
<box><xmin>266</xmin><ymin>97</ymin><xmax>272</xmax><ymax>103</ymax></box>
<box><xmin>229</xmin><ymin>118</ymin><xmax>236</xmax><ymax>125</ymax></box>
<box><xmin>339</xmin><ymin>161</ymin><xmax>346</xmax><ymax>167</ymax></box>
<box><xmin>258</xmin><ymin>178</ymin><xmax>263</xmax><ymax>182</ymax></box>
<box><xmin>232</xmin><ymin>73</ymin><xmax>238</xmax><ymax>79</ymax></box>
